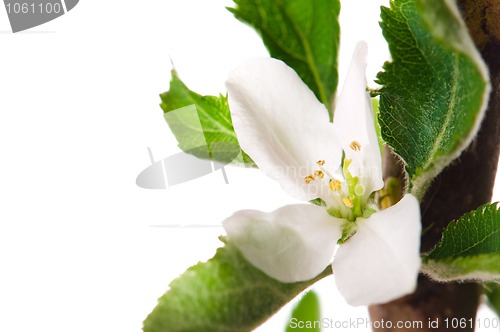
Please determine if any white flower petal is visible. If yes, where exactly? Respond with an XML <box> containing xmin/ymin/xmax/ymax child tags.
<box><xmin>226</xmin><ymin>58</ymin><xmax>342</xmax><ymax>201</ymax></box>
<box><xmin>333</xmin><ymin>42</ymin><xmax>383</xmax><ymax>199</ymax></box>
<box><xmin>333</xmin><ymin>195</ymin><xmax>421</xmax><ymax>306</ymax></box>
<box><xmin>222</xmin><ymin>204</ymin><xmax>344</xmax><ymax>283</ymax></box>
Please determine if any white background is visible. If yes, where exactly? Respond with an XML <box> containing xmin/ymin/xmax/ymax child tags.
<box><xmin>0</xmin><ymin>1</ymin><xmax>498</xmax><ymax>331</ymax></box>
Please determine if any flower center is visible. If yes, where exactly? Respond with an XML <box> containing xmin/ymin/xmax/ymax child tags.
<box><xmin>304</xmin><ymin>140</ymin><xmax>373</xmax><ymax>222</ymax></box>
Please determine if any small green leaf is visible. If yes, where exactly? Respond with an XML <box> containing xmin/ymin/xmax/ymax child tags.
<box><xmin>285</xmin><ymin>291</ymin><xmax>321</xmax><ymax>332</ymax></box>
<box><xmin>427</xmin><ymin>203</ymin><xmax>500</xmax><ymax>259</ymax></box>
<box><xmin>229</xmin><ymin>0</ymin><xmax>340</xmax><ymax>118</ymax></box>
<box><xmin>377</xmin><ymin>0</ymin><xmax>490</xmax><ymax>200</ymax></box>
<box><xmin>143</xmin><ymin>239</ymin><xmax>331</xmax><ymax>332</ymax></box>
<box><xmin>485</xmin><ymin>283</ymin><xmax>500</xmax><ymax>317</ymax></box>
<box><xmin>160</xmin><ymin>70</ymin><xmax>255</xmax><ymax>167</ymax></box>
<box><xmin>422</xmin><ymin>203</ymin><xmax>500</xmax><ymax>281</ymax></box>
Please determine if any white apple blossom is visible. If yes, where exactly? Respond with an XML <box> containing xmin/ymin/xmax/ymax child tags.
<box><xmin>222</xmin><ymin>42</ymin><xmax>421</xmax><ymax>306</ymax></box>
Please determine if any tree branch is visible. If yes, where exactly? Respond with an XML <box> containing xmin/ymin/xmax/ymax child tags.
<box><xmin>368</xmin><ymin>1</ymin><xmax>500</xmax><ymax>330</ymax></box>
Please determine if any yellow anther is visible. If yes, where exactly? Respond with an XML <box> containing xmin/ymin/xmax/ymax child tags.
<box><xmin>304</xmin><ymin>175</ymin><xmax>315</xmax><ymax>184</ymax></box>
<box><xmin>329</xmin><ymin>179</ymin><xmax>342</xmax><ymax>191</ymax></box>
<box><xmin>314</xmin><ymin>170</ymin><xmax>324</xmax><ymax>179</ymax></box>
<box><xmin>316</xmin><ymin>160</ymin><xmax>325</xmax><ymax>166</ymax></box>
<box><xmin>343</xmin><ymin>197</ymin><xmax>354</xmax><ymax>208</ymax></box>
<box><xmin>350</xmin><ymin>141</ymin><xmax>362</xmax><ymax>152</ymax></box>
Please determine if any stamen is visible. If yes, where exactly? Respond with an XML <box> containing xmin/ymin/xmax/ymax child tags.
<box><xmin>343</xmin><ymin>197</ymin><xmax>354</xmax><ymax>208</ymax></box>
<box><xmin>350</xmin><ymin>141</ymin><xmax>362</xmax><ymax>152</ymax></box>
<box><xmin>317</xmin><ymin>164</ymin><xmax>335</xmax><ymax>180</ymax></box>
<box><xmin>304</xmin><ymin>175</ymin><xmax>315</xmax><ymax>184</ymax></box>
<box><xmin>316</xmin><ymin>160</ymin><xmax>325</xmax><ymax>166</ymax></box>
<box><xmin>329</xmin><ymin>179</ymin><xmax>342</xmax><ymax>191</ymax></box>
<box><xmin>314</xmin><ymin>170</ymin><xmax>324</xmax><ymax>179</ymax></box>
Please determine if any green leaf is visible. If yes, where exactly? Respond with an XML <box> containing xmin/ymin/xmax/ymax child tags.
<box><xmin>377</xmin><ymin>0</ymin><xmax>490</xmax><ymax>200</ymax></box>
<box><xmin>160</xmin><ymin>70</ymin><xmax>255</xmax><ymax>167</ymax></box>
<box><xmin>229</xmin><ymin>0</ymin><xmax>340</xmax><ymax>118</ymax></box>
<box><xmin>285</xmin><ymin>291</ymin><xmax>321</xmax><ymax>332</ymax></box>
<box><xmin>485</xmin><ymin>283</ymin><xmax>500</xmax><ymax>317</ymax></box>
<box><xmin>422</xmin><ymin>203</ymin><xmax>500</xmax><ymax>281</ymax></box>
<box><xmin>371</xmin><ymin>97</ymin><xmax>384</xmax><ymax>156</ymax></box>
<box><xmin>143</xmin><ymin>239</ymin><xmax>331</xmax><ymax>332</ymax></box>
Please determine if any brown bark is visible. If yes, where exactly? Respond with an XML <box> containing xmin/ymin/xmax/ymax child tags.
<box><xmin>368</xmin><ymin>2</ymin><xmax>500</xmax><ymax>331</ymax></box>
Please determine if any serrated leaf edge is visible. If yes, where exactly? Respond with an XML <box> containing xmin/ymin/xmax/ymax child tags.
<box><xmin>409</xmin><ymin>0</ymin><xmax>491</xmax><ymax>200</ymax></box>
